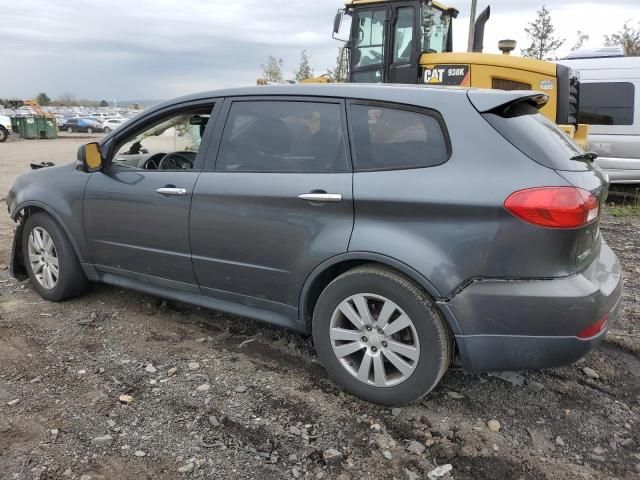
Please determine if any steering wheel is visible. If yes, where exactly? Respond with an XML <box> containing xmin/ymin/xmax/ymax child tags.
<box><xmin>158</xmin><ymin>153</ymin><xmax>194</xmax><ymax>170</ymax></box>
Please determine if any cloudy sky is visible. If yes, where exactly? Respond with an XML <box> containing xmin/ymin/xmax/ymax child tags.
<box><xmin>1</xmin><ymin>0</ymin><xmax>638</xmax><ymax>101</ymax></box>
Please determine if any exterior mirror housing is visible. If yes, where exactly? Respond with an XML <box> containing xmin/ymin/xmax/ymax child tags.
<box><xmin>77</xmin><ymin>142</ymin><xmax>103</xmax><ymax>172</ymax></box>
<box><xmin>333</xmin><ymin>11</ymin><xmax>343</xmax><ymax>35</ymax></box>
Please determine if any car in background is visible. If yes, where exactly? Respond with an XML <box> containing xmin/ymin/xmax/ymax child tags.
<box><xmin>559</xmin><ymin>48</ymin><xmax>640</xmax><ymax>184</ymax></box>
<box><xmin>102</xmin><ymin>118</ymin><xmax>125</xmax><ymax>133</ymax></box>
<box><xmin>0</xmin><ymin>115</ymin><xmax>10</xmax><ymax>142</ymax></box>
<box><xmin>61</xmin><ymin>118</ymin><xmax>104</xmax><ymax>134</ymax></box>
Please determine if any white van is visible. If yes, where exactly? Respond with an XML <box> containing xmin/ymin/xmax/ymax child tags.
<box><xmin>559</xmin><ymin>48</ymin><xmax>640</xmax><ymax>184</ymax></box>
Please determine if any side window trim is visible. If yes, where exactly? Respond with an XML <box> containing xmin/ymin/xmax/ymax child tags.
<box><xmin>345</xmin><ymin>99</ymin><xmax>452</xmax><ymax>172</ymax></box>
<box><xmin>204</xmin><ymin>96</ymin><xmax>353</xmax><ymax>173</ymax></box>
<box><xmin>103</xmin><ymin>99</ymin><xmax>223</xmax><ymax>172</ymax></box>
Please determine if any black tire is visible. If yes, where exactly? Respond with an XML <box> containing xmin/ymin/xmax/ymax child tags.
<box><xmin>22</xmin><ymin>212</ymin><xmax>88</xmax><ymax>302</ymax></box>
<box><xmin>312</xmin><ymin>265</ymin><xmax>451</xmax><ymax>405</ymax></box>
<box><xmin>0</xmin><ymin>126</ymin><xmax>8</xmax><ymax>143</ymax></box>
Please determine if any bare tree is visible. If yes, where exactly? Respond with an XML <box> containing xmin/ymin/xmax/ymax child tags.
<box><xmin>604</xmin><ymin>20</ymin><xmax>640</xmax><ymax>56</ymax></box>
<box><xmin>56</xmin><ymin>93</ymin><xmax>77</xmax><ymax>107</ymax></box>
<box><xmin>521</xmin><ymin>5</ymin><xmax>565</xmax><ymax>60</ymax></box>
<box><xmin>294</xmin><ymin>50</ymin><xmax>314</xmax><ymax>82</ymax></box>
<box><xmin>260</xmin><ymin>56</ymin><xmax>285</xmax><ymax>83</ymax></box>
<box><xmin>571</xmin><ymin>30</ymin><xmax>589</xmax><ymax>51</ymax></box>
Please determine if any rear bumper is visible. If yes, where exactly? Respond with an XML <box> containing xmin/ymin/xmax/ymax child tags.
<box><xmin>448</xmin><ymin>241</ymin><xmax>623</xmax><ymax>372</ymax></box>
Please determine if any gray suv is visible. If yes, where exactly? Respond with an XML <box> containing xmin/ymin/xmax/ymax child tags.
<box><xmin>7</xmin><ymin>85</ymin><xmax>623</xmax><ymax>405</ymax></box>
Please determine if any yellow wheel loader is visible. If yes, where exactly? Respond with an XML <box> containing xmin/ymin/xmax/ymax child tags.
<box><xmin>331</xmin><ymin>0</ymin><xmax>588</xmax><ymax>145</ymax></box>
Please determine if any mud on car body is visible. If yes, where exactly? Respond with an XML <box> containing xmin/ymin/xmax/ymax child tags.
<box><xmin>7</xmin><ymin>84</ymin><xmax>623</xmax><ymax>405</ymax></box>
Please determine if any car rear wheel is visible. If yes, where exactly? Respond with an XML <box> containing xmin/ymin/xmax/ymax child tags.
<box><xmin>0</xmin><ymin>126</ymin><xmax>8</xmax><ymax>143</ymax></box>
<box><xmin>87</xmin><ymin>127</ymin><xmax>93</xmax><ymax>134</ymax></box>
<box><xmin>66</xmin><ymin>127</ymin><xmax>73</xmax><ymax>133</ymax></box>
<box><xmin>22</xmin><ymin>212</ymin><xmax>88</xmax><ymax>302</ymax></box>
<box><xmin>312</xmin><ymin>265</ymin><xmax>451</xmax><ymax>405</ymax></box>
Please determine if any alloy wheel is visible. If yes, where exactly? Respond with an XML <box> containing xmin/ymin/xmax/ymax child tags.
<box><xmin>329</xmin><ymin>293</ymin><xmax>420</xmax><ymax>387</ymax></box>
<box><xmin>28</xmin><ymin>227</ymin><xmax>59</xmax><ymax>289</ymax></box>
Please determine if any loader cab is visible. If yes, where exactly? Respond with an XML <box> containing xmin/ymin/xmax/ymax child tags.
<box><xmin>340</xmin><ymin>0</ymin><xmax>457</xmax><ymax>84</ymax></box>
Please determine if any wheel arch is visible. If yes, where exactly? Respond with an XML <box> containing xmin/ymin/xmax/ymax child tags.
<box><xmin>10</xmin><ymin>202</ymin><xmax>86</xmax><ymax>280</ymax></box>
<box><xmin>299</xmin><ymin>252</ymin><xmax>459</xmax><ymax>334</ymax></box>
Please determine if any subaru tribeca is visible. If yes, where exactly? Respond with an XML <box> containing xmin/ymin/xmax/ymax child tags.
<box><xmin>7</xmin><ymin>85</ymin><xmax>622</xmax><ymax>405</ymax></box>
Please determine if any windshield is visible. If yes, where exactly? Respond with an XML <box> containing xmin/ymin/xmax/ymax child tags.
<box><xmin>422</xmin><ymin>5</ymin><xmax>450</xmax><ymax>53</ymax></box>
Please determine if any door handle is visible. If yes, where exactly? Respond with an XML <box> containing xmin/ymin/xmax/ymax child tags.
<box><xmin>298</xmin><ymin>193</ymin><xmax>343</xmax><ymax>203</ymax></box>
<box><xmin>156</xmin><ymin>187</ymin><xmax>187</xmax><ymax>196</ymax></box>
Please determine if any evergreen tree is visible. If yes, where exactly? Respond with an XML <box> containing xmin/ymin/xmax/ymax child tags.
<box><xmin>521</xmin><ymin>6</ymin><xmax>565</xmax><ymax>60</ymax></box>
<box><xmin>36</xmin><ymin>92</ymin><xmax>51</xmax><ymax>106</ymax></box>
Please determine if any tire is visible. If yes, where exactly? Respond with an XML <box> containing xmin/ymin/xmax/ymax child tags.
<box><xmin>87</xmin><ymin>127</ymin><xmax>93</xmax><ymax>134</ymax></box>
<box><xmin>104</xmin><ymin>127</ymin><xmax>111</xmax><ymax>134</ymax></box>
<box><xmin>66</xmin><ymin>127</ymin><xmax>73</xmax><ymax>133</ymax></box>
<box><xmin>0</xmin><ymin>126</ymin><xmax>8</xmax><ymax>143</ymax></box>
<box><xmin>22</xmin><ymin>212</ymin><xmax>88</xmax><ymax>302</ymax></box>
<box><xmin>312</xmin><ymin>265</ymin><xmax>451</xmax><ymax>405</ymax></box>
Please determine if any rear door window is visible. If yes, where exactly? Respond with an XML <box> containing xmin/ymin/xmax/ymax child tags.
<box><xmin>216</xmin><ymin>101</ymin><xmax>349</xmax><ymax>173</ymax></box>
<box><xmin>349</xmin><ymin>103</ymin><xmax>449</xmax><ymax>171</ymax></box>
<box><xmin>578</xmin><ymin>82</ymin><xmax>635</xmax><ymax>126</ymax></box>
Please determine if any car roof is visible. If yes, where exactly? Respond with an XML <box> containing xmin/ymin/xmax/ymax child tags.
<box><xmin>145</xmin><ymin>83</ymin><xmax>545</xmax><ymax>118</ymax></box>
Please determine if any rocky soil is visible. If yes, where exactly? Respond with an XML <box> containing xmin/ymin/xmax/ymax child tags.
<box><xmin>0</xmin><ymin>137</ymin><xmax>638</xmax><ymax>479</ymax></box>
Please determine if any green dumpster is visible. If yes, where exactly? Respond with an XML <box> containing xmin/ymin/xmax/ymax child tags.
<box><xmin>18</xmin><ymin>117</ymin><xmax>38</xmax><ymax>139</ymax></box>
<box><xmin>36</xmin><ymin>117</ymin><xmax>58</xmax><ymax>139</ymax></box>
<box><xmin>10</xmin><ymin>117</ymin><xmax>19</xmax><ymax>135</ymax></box>
<box><xmin>43</xmin><ymin>118</ymin><xmax>58</xmax><ymax>139</ymax></box>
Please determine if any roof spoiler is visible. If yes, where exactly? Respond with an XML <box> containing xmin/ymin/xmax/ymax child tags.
<box><xmin>467</xmin><ymin>90</ymin><xmax>549</xmax><ymax>114</ymax></box>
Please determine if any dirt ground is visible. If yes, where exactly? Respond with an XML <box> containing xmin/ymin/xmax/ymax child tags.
<box><xmin>0</xmin><ymin>134</ymin><xmax>638</xmax><ymax>480</ymax></box>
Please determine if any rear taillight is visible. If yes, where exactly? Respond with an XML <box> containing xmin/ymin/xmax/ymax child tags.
<box><xmin>577</xmin><ymin>315</ymin><xmax>608</xmax><ymax>339</ymax></box>
<box><xmin>504</xmin><ymin>187</ymin><xmax>599</xmax><ymax>229</ymax></box>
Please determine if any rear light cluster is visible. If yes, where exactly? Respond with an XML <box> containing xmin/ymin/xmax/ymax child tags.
<box><xmin>504</xmin><ymin>187</ymin><xmax>600</xmax><ymax>229</ymax></box>
<box><xmin>577</xmin><ymin>315</ymin><xmax>609</xmax><ymax>339</ymax></box>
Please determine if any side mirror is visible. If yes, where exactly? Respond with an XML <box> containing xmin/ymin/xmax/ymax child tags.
<box><xmin>77</xmin><ymin>142</ymin><xmax>103</xmax><ymax>172</ymax></box>
<box><xmin>333</xmin><ymin>11</ymin><xmax>343</xmax><ymax>34</ymax></box>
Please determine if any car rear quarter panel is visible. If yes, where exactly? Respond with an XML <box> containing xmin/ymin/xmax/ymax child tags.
<box><xmin>349</xmin><ymin>93</ymin><xmax>577</xmax><ymax>298</ymax></box>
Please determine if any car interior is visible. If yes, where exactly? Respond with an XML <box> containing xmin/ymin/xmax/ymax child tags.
<box><xmin>110</xmin><ymin>107</ymin><xmax>212</xmax><ymax>171</ymax></box>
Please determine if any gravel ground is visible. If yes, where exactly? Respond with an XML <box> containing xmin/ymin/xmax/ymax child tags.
<box><xmin>0</xmin><ymin>135</ymin><xmax>639</xmax><ymax>480</ymax></box>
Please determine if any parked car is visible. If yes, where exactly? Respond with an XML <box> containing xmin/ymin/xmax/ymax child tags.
<box><xmin>102</xmin><ymin>118</ymin><xmax>125</xmax><ymax>133</ymax></box>
<box><xmin>6</xmin><ymin>85</ymin><xmax>622</xmax><ymax>405</ymax></box>
<box><xmin>559</xmin><ymin>49</ymin><xmax>640</xmax><ymax>184</ymax></box>
<box><xmin>0</xmin><ymin>115</ymin><xmax>10</xmax><ymax>142</ymax></box>
<box><xmin>61</xmin><ymin>118</ymin><xmax>103</xmax><ymax>134</ymax></box>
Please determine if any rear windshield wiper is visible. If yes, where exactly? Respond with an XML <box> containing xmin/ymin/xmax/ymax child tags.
<box><xmin>571</xmin><ymin>152</ymin><xmax>598</xmax><ymax>163</ymax></box>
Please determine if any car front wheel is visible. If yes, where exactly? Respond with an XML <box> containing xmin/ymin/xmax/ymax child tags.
<box><xmin>66</xmin><ymin>127</ymin><xmax>73</xmax><ymax>133</ymax></box>
<box><xmin>22</xmin><ymin>212</ymin><xmax>88</xmax><ymax>301</ymax></box>
<box><xmin>104</xmin><ymin>127</ymin><xmax>111</xmax><ymax>133</ymax></box>
<box><xmin>313</xmin><ymin>265</ymin><xmax>451</xmax><ymax>405</ymax></box>
<box><xmin>87</xmin><ymin>127</ymin><xmax>93</xmax><ymax>134</ymax></box>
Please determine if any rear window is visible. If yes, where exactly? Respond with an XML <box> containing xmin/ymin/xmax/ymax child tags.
<box><xmin>483</xmin><ymin>102</ymin><xmax>590</xmax><ymax>172</ymax></box>
<box><xmin>350</xmin><ymin>104</ymin><xmax>449</xmax><ymax>171</ymax></box>
<box><xmin>578</xmin><ymin>82</ymin><xmax>635</xmax><ymax>126</ymax></box>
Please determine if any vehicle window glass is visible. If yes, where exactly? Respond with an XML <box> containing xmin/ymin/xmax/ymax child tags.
<box><xmin>394</xmin><ymin>7</ymin><xmax>415</xmax><ymax>63</ymax></box>
<box><xmin>111</xmin><ymin>105</ymin><xmax>213</xmax><ymax>171</ymax></box>
<box><xmin>350</xmin><ymin>104</ymin><xmax>448</xmax><ymax>171</ymax></box>
<box><xmin>422</xmin><ymin>5</ymin><xmax>450</xmax><ymax>53</ymax></box>
<box><xmin>578</xmin><ymin>82</ymin><xmax>635</xmax><ymax>126</ymax></box>
<box><xmin>483</xmin><ymin>102</ymin><xmax>589</xmax><ymax>171</ymax></box>
<box><xmin>354</xmin><ymin>8</ymin><xmax>387</xmax><ymax>68</ymax></box>
<box><xmin>216</xmin><ymin>101</ymin><xmax>348</xmax><ymax>173</ymax></box>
